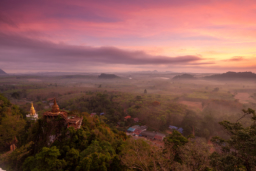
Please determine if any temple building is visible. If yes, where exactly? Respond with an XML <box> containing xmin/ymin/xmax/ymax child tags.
<box><xmin>26</xmin><ymin>102</ymin><xmax>38</xmax><ymax>120</ymax></box>
<box><xmin>43</xmin><ymin>98</ymin><xmax>83</xmax><ymax>129</ymax></box>
<box><xmin>43</xmin><ymin>98</ymin><xmax>68</xmax><ymax>122</ymax></box>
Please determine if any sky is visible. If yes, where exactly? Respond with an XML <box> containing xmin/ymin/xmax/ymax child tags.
<box><xmin>0</xmin><ymin>0</ymin><xmax>256</xmax><ymax>73</ymax></box>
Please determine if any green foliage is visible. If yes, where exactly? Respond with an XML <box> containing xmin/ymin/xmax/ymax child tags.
<box><xmin>61</xmin><ymin>93</ymin><xmax>125</xmax><ymax>125</ymax></box>
<box><xmin>164</xmin><ymin>130</ymin><xmax>188</xmax><ymax>163</ymax></box>
<box><xmin>121</xmin><ymin>138</ymin><xmax>172</xmax><ymax>171</ymax></box>
<box><xmin>0</xmin><ymin>114</ymin><xmax>26</xmax><ymax>151</ymax></box>
<box><xmin>180</xmin><ymin>139</ymin><xmax>211</xmax><ymax>170</ymax></box>
<box><xmin>22</xmin><ymin>146</ymin><xmax>65</xmax><ymax>171</ymax></box>
<box><xmin>0</xmin><ymin>94</ymin><xmax>26</xmax><ymax>152</ymax></box>
<box><xmin>17</xmin><ymin>110</ymin><xmax>127</xmax><ymax>171</ymax></box>
<box><xmin>180</xmin><ymin>110</ymin><xmax>198</xmax><ymax>136</ymax></box>
<box><xmin>210</xmin><ymin>108</ymin><xmax>256</xmax><ymax>171</ymax></box>
<box><xmin>0</xmin><ymin>142</ymin><xmax>33</xmax><ymax>171</ymax></box>
<box><xmin>64</xmin><ymin>148</ymin><xmax>79</xmax><ymax>171</ymax></box>
<box><xmin>80</xmin><ymin>140</ymin><xmax>115</xmax><ymax>158</ymax></box>
<box><xmin>164</xmin><ymin>130</ymin><xmax>188</xmax><ymax>149</ymax></box>
<box><xmin>11</xmin><ymin>92</ymin><xmax>20</xmax><ymax>99</ymax></box>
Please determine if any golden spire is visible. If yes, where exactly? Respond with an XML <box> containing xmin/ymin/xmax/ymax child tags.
<box><xmin>30</xmin><ymin>102</ymin><xmax>36</xmax><ymax>116</ymax></box>
<box><xmin>51</xmin><ymin>98</ymin><xmax>60</xmax><ymax>114</ymax></box>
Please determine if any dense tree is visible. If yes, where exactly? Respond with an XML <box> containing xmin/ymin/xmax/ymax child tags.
<box><xmin>0</xmin><ymin>114</ymin><xmax>26</xmax><ymax>151</ymax></box>
<box><xmin>0</xmin><ymin>94</ymin><xmax>26</xmax><ymax>152</ymax></box>
<box><xmin>121</xmin><ymin>138</ymin><xmax>172</xmax><ymax>171</ymax></box>
<box><xmin>22</xmin><ymin>146</ymin><xmax>65</xmax><ymax>171</ymax></box>
<box><xmin>180</xmin><ymin>110</ymin><xmax>198</xmax><ymax>136</ymax></box>
<box><xmin>164</xmin><ymin>130</ymin><xmax>188</xmax><ymax>163</ymax></box>
<box><xmin>180</xmin><ymin>139</ymin><xmax>211</xmax><ymax>171</ymax></box>
<box><xmin>11</xmin><ymin>92</ymin><xmax>20</xmax><ymax>99</ymax></box>
<box><xmin>210</xmin><ymin>108</ymin><xmax>256</xmax><ymax>171</ymax></box>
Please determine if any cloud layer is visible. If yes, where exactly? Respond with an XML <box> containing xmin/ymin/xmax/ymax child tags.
<box><xmin>0</xmin><ymin>0</ymin><xmax>256</xmax><ymax>72</ymax></box>
<box><xmin>0</xmin><ymin>33</ymin><xmax>205</xmax><ymax>66</ymax></box>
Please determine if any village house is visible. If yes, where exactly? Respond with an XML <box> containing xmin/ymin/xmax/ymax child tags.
<box><xmin>140</xmin><ymin>131</ymin><xmax>156</xmax><ymax>140</ymax></box>
<box><xmin>133</xmin><ymin>125</ymin><xmax>147</xmax><ymax>135</ymax></box>
<box><xmin>67</xmin><ymin>116</ymin><xmax>83</xmax><ymax>129</ymax></box>
<box><xmin>124</xmin><ymin>115</ymin><xmax>131</xmax><ymax>120</ymax></box>
<box><xmin>140</xmin><ymin>131</ymin><xmax>166</xmax><ymax>141</ymax></box>
<box><xmin>169</xmin><ymin>125</ymin><xmax>183</xmax><ymax>133</ymax></box>
<box><xmin>154</xmin><ymin>132</ymin><xmax>166</xmax><ymax>141</ymax></box>
<box><xmin>127</xmin><ymin>125</ymin><xmax>140</xmax><ymax>133</ymax></box>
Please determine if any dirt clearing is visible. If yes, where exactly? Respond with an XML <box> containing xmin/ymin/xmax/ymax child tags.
<box><xmin>235</xmin><ymin>93</ymin><xmax>256</xmax><ymax>103</ymax></box>
<box><xmin>179</xmin><ymin>101</ymin><xmax>203</xmax><ymax>111</ymax></box>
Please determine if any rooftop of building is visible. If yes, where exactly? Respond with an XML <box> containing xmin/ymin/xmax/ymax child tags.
<box><xmin>43</xmin><ymin>98</ymin><xmax>83</xmax><ymax>129</ymax></box>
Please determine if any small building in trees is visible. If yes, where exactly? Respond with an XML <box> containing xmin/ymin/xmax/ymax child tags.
<box><xmin>154</xmin><ymin>132</ymin><xmax>166</xmax><ymax>141</ymax></box>
<box><xmin>169</xmin><ymin>125</ymin><xmax>183</xmax><ymax>133</ymax></box>
<box><xmin>124</xmin><ymin>115</ymin><xmax>131</xmax><ymax>120</ymax></box>
<box><xmin>26</xmin><ymin>102</ymin><xmax>38</xmax><ymax>120</ymax></box>
<box><xmin>127</xmin><ymin>125</ymin><xmax>140</xmax><ymax>133</ymax></box>
<box><xmin>139</xmin><ymin>131</ymin><xmax>156</xmax><ymax>140</ymax></box>
<box><xmin>139</xmin><ymin>131</ymin><xmax>166</xmax><ymax>141</ymax></box>
<box><xmin>67</xmin><ymin>116</ymin><xmax>83</xmax><ymax>129</ymax></box>
<box><xmin>133</xmin><ymin>125</ymin><xmax>147</xmax><ymax>135</ymax></box>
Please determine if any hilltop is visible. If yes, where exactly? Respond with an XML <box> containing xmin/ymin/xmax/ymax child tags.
<box><xmin>0</xmin><ymin>69</ymin><xmax>7</xmax><ymax>75</ymax></box>
<box><xmin>204</xmin><ymin>71</ymin><xmax>256</xmax><ymax>80</ymax></box>
<box><xmin>172</xmin><ymin>74</ymin><xmax>195</xmax><ymax>80</ymax></box>
<box><xmin>98</xmin><ymin>73</ymin><xmax>119</xmax><ymax>79</ymax></box>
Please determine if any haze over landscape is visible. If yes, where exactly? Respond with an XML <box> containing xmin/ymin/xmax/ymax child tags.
<box><xmin>1</xmin><ymin>0</ymin><xmax>256</xmax><ymax>73</ymax></box>
<box><xmin>1</xmin><ymin>1</ymin><xmax>256</xmax><ymax>171</ymax></box>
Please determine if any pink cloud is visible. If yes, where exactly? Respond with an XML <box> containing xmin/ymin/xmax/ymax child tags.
<box><xmin>0</xmin><ymin>0</ymin><xmax>256</xmax><ymax>72</ymax></box>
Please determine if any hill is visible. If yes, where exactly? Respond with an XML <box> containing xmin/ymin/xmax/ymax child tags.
<box><xmin>204</xmin><ymin>71</ymin><xmax>256</xmax><ymax>80</ymax></box>
<box><xmin>172</xmin><ymin>74</ymin><xmax>195</xmax><ymax>80</ymax></box>
<box><xmin>98</xmin><ymin>73</ymin><xmax>119</xmax><ymax>79</ymax></box>
<box><xmin>0</xmin><ymin>69</ymin><xmax>7</xmax><ymax>75</ymax></box>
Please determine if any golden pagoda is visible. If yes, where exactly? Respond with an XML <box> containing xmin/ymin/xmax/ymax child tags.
<box><xmin>43</xmin><ymin>98</ymin><xmax>67</xmax><ymax>121</ymax></box>
<box><xmin>51</xmin><ymin>98</ymin><xmax>60</xmax><ymax>114</ymax></box>
<box><xmin>26</xmin><ymin>102</ymin><xmax>38</xmax><ymax>120</ymax></box>
<box><xmin>30</xmin><ymin>102</ymin><xmax>36</xmax><ymax>116</ymax></box>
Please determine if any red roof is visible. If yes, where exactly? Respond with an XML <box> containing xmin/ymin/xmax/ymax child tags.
<box><xmin>124</xmin><ymin>115</ymin><xmax>131</xmax><ymax>119</ymax></box>
<box><xmin>134</xmin><ymin>129</ymin><xmax>142</xmax><ymax>135</ymax></box>
<box><xmin>154</xmin><ymin>134</ymin><xmax>166</xmax><ymax>141</ymax></box>
<box><xmin>67</xmin><ymin>116</ymin><xmax>83</xmax><ymax>129</ymax></box>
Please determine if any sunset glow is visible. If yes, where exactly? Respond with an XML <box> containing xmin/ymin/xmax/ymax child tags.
<box><xmin>0</xmin><ymin>0</ymin><xmax>256</xmax><ymax>73</ymax></box>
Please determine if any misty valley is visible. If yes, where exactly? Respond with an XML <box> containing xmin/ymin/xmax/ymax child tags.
<box><xmin>1</xmin><ymin>0</ymin><xmax>256</xmax><ymax>170</ymax></box>
<box><xmin>0</xmin><ymin>71</ymin><xmax>256</xmax><ymax>170</ymax></box>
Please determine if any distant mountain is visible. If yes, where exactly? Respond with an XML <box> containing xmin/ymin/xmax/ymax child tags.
<box><xmin>172</xmin><ymin>74</ymin><xmax>195</xmax><ymax>80</ymax></box>
<box><xmin>98</xmin><ymin>73</ymin><xmax>119</xmax><ymax>79</ymax></box>
<box><xmin>204</xmin><ymin>71</ymin><xmax>256</xmax><ymax>80</ymax></box>
<box><xmin>0</xmin><ymin>69</ymin><xmax>7</xmax><ymax>75</ymax></box>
